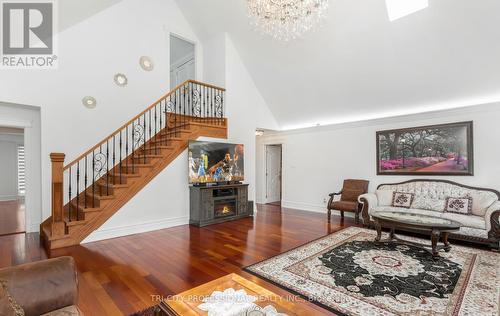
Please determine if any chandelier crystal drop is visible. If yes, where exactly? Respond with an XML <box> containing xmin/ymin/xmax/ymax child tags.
<box><xmin>247</xmin><ymin>0</ymin><xmax>329</xmax><ymax>41</ymax></box>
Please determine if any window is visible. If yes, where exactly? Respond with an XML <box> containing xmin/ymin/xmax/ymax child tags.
<box><xmin>17</xmin><ymin>145</ymin><xmax>25</xmax><ymax>195</ymax></box>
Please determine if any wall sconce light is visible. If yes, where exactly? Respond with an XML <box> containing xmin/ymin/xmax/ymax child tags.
<box><xmin>114</xmin><ymin>73</ymin><xmax>128</xmax><ymax>87</ymax></box>
<box><xmin>139</xmin><ymin>56</ymin><xmax>154</xmax><ymax>71</ymax></box>
<box><xmin>82</xmin><ymin>96</ymin><xmax>97</xmax><ymax>109</ymax></box>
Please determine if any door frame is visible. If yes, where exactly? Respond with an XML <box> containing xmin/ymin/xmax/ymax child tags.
<box><xmin>264</xmin><ymin>144</ymin><xmax>282</xmax><ymax>204</ymax></box>
<box><xmin>168</xmin><ymin>32</ymin><xmax>198</xmax><ymax>88</ymax></box>
<box><xmin>0</xmin><ymin>117</ymin><xmax>36</xmax><ymax>233</ymax></box>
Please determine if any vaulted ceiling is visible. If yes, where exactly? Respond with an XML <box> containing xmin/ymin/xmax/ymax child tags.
<box><xmin>175</xmin><ymin>0</ymin><xmax>500</xmax><ymax>130</ymax></box>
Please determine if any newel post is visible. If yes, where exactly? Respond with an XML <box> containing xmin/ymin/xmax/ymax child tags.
<box><xmin>50</xmin><ymin>153</ymin><xmax>66</xmax><ymax>237</ymax></box>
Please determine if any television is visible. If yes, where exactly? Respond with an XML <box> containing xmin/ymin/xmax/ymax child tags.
<box><xmin>188</xmin><ymin>141</ymin><xmax>244</xmax><ymax>184</ymax></box>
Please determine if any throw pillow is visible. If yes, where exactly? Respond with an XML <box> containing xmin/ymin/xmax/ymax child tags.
<box><xmin>411</xmin><ymin>196</ymin><xmax>446</xmax><ymax>212</ymax></box>
<box><xmin>375</xmin><ymin>190</ymin><xmax>394</xmax><ymax>206</ymax></box>
<box><xmin>0</xmin><ymin>280</ymin><xmax>25</xmax><ymax>316</ymax></box>
<box><xmin>445</xmin><ymin>197</ymin><xmax>473</xmax><ymax>215</ymax></box>
<box><xmin>468</xmin><ymin>192</ymin><xmax>497</xmax><ymax>216</ymax></box>
<box><xmin>392</xmin><ymin>192</ymin><xmax>415</xmax><ymax>209</ymax></box>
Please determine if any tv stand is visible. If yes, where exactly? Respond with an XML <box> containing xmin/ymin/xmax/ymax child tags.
<box><xmin>189</xmin><ymin>183</ymin><xmax>253</xmax><ymax>227</ymax></box>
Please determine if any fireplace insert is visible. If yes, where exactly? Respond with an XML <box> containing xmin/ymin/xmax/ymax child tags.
<box><xmin>214</xmin><ymin>199</ymin><xmax>237</xmax><ymax>218</ymax></box>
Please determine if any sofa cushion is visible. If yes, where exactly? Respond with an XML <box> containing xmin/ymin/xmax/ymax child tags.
<box><xmin>411</xmin><ymin>196</ymin><xmax>446</xmax><ymax>212</ymax></box>
<box><xmin>392</xmin><ymin>192</ymin><xmax>414</xmax><ymax>208</ymax></box>
<box><xmin>375</xmin><ymin>190</ymin><xmax>394</xmax><ymax>206</ymax></box>
<box><xmin>371</xmin><ymin>206</ymin><xmax>441</xmax><ymax>218</ymax></box>
<box><xmin>40</xmin><ymin>305</ymin><xmax>81</xmax><ymax>316</ymax></box>
<box><xmin>445</xmin><ymin>197</ymin><xmax>472</xmax><ymax>215</ymax></box>
<box><xmin>457</xmin><ymin>227</ymin><xmax>489</xmax><ymax>239</ymax></box>
<box><xmin>468</xmin><ymin>191</ymin><xmax>498</xmax><ymax>216</ymax></box>
<box><xmin>331</xmin><ymin>201</ymin><xmax>358</xmax><ymax>212</ymax></box>
<box><xmin>441</xmin><ymin>213</ymin><xmax>485</xmax><ymax>230</ymax></box>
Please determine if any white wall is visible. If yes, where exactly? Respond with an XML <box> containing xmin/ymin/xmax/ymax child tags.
<box><xmin>0</xmin><ymin>134</ymin><xmax>23</xmax><ymax>199</ymax></box>
<box><xmin>256</xmin><ymin>103</ymin><xmax>500</xmax><ymax>215</ymax></box>
<box><xmin>224</xmin><ymin>35</ymin><xmax>280</xmax><ymax>206</ymax></box>
<box><xmin>0</xmin><ymin>0</ymin><xmax>203</xmax><ymax>231</ymax></box>
<box><xmin>0</xmin><ymin>103</ymin><xmax>42</xmax><ymax>232</ymax></box>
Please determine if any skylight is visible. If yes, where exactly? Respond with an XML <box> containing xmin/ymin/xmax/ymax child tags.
<box><xmin>385</xmin><ymin>0</ymin><xmax>429</xmax><ymax>21</ymax></box>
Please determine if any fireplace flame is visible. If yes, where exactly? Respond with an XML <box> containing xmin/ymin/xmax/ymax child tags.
<box><xmin>222</xmin><ymin>206</ymin><xmax>230</xmax><ymax>214</ymax></box>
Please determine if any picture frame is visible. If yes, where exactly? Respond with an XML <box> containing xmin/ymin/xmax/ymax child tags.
<box><xmin>376</xmin><ymin>121</ymin><xmax>474</xmax><ymax>176</ymax></box>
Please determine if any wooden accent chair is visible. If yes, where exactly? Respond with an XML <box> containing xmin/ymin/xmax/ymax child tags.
<box><xmin>327</xmin><ymin>179</ymin><xmax>369</xmax><ymax>224</ymax></box>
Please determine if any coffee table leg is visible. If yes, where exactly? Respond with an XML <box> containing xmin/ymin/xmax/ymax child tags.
<box><xmin>431</xmin><ymin>229</ymin><xmax>440</xmax><ymax>258</ymax></box>
<box><xmin>374</xmin><ymin>220</ymin><xmax>382</xmax><ymax>243</ymax></box>
<box><xmin>443</xmin><ymin>232</ymin><xmax>451</xmax><ymax>252</ymax></box>
<box><xmin>389</xmin><ymin>227</ymin><xmax>395</xmax><ymax>240</ymax></box>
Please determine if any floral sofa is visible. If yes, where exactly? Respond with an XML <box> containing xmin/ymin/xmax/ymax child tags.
<box><xmin>359</xmin><ymin>179</ymin><xmax>500</xmax><ymax>249</ymax></box>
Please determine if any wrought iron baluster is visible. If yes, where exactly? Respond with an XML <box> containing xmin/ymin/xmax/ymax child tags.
<box><xmin>112</xmin><ymin>135</ymin><xmax>116</xmax><ymax>185</ymax></box>
<box><xmin>76</xmin><ymin>162</ymin><xmax>80</xmax><ymax>221</ymax></box>
<box><xmin>190</xmin><ymin>82</ymin><xmax>194</xmax><ymax>119</ymax></box>
<box><xmin>84</xmin><ymin>156</ymin><xmax>88</xmax><ymax>209</ymax></box>
<box><xmin>205</xmin><ymin>86</ymin><xmax>208</xmax><ymax>124</ymax></box>
<box><xmin>119</xmin><ymin>130</ymin><xmax>123</xmax><ymax>185</ymax></box>
<box><xmin>68</xmin><ymin>166</ymin><xmax>72</xmax><ymax>222</ymax></box>
<box><xmin>159</xmin><ymin>100</ymin><xmax>163</xmax><ymax>147</ymax></box>
<box><xmin>106</xmin><ymin>141</ymin><xmax>109</xmax><ymax>196</ymax></box>
<box><xmin>143</xmin><ymin>114</ymin><xmax>147</xmax><ymax>164</ymax></box>
<box><xmin>183</xmin><ymin>85</ymin><xmax>186</xmax><ymax>128</ymax></box>
<box><xmin>131</xmin><ymin>121</ymin><xmax>135</xmax><ymax>174</ymax></box>
<box><xmin>211</xmin><ymin>87</ymin><xmax>214</xmax><ymax>125</ymax></box>
<box><xmin>92</xmin><ymin>150</ymin><xmax>95</xmax><ymax>208</ymax></box>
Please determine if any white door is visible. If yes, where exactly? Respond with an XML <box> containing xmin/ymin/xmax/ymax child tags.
<box><xmin>170</xmin><ymin>59</ymin><xmax>195</xmax><ymax>88</ymax></box>
<box><xmin>266</xmin><ymin>145</ymin><xmax>282</xmax><ymax>203</ymax></box>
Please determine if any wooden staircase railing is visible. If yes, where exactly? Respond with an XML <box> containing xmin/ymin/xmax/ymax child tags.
<box><xmin>45</xmin><ymin>80</ymin><xmax>226</xmax><ymax>241</ymax></box>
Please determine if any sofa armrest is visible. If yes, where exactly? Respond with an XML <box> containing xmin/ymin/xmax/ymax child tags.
<box><xmin>486</xmin><ymin>201</ymin><xmax>500</xmax><ymax>239</ymax></box>
<box><xmin>0</xmin><ymin>257</ymin><xmax>78</xmax><ymax>316</ymax></box>
<box><xmin>358</xmin><ymin>193</ymin><xmax>378</xmax><ymax>226</ymax></box>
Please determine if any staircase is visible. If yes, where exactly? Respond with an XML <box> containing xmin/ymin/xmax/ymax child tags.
<box><xmin>40</xmin><ymin>80</ymin><xmax>227</xmax><ymax>250</ymax></box>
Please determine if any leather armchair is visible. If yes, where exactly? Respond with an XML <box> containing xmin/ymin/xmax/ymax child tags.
<box><xmin>0</xmin><ymin>257</ymin><xmax>81</xmax><ymax>316</ymax></box>
<box><xmin>327</xmin><ymin>179</ymin><xmax>369</xmax><ymax>224</ymax></box>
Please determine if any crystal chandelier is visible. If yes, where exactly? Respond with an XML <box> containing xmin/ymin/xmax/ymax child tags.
<box><xmin>246</xmin><ymin>0</ymin><xmax>329</xmax><ymax>41</ymax></box>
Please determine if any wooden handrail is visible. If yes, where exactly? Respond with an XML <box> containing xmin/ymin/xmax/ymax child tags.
<box><xmin>63</xmin><ymin>80</ymin><xmax>224</xmax><ymax>170</ymax></box>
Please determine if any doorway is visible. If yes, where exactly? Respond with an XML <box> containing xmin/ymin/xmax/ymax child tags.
<box><xmin>170</xmin><ymin>34</ymin><xmax>196</xmax><ymax>89</ymax></box>
<box><xmin>0</xmin><ymin>127</ymin><xmax>25</xmax><ymax>235</ymax></box>
<box><xmin>265</xmin><ymin>144</ymin><xmax>282</xmax><ymax>205</ymax></box>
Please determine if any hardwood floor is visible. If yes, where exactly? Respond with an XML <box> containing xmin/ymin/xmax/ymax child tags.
<box><xmin>0</xmin><ymin>204</ymin><xmax>358</xmax><ymax>315</ymax></box>
<box><xmin>0</xmin><ymin>199</ymin><xmax>25</xmax><ymax>236</ymax></box>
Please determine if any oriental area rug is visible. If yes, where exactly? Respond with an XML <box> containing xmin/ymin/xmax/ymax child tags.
<box><xmin>244</xmin><ymin>227</ymin><xmax>500</xmax><ymax>316</ymax></box>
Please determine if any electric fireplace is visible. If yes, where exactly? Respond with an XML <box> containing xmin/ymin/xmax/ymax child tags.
<box><xmin>214</xmin><ymin>199</ymin><xmax>237</xmax><ymax>218</ymax></box>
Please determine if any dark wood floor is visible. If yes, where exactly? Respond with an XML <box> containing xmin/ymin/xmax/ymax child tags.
<box><xmin>0</xmin><ymin>204</ymin><xmax>358</xmax><ymax>315</ymax></box>
<box><xmin>0</xmin><ymin>199</ymin><xmax>25</xmax><ymax>236</ymax></box>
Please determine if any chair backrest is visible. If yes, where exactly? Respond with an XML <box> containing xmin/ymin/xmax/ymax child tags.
<box><xmin>341</xmin><ymin>179</ymin><xmax>369</xmax><ymax>202</ymax></box>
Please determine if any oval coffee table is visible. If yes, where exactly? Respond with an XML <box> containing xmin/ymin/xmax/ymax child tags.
<box><xmin>371</xmin><ymin>211</ymin><xmax>462</xmax><ymax>258</ymax></box>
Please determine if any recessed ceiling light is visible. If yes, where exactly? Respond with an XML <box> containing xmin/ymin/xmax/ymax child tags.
<box><xmin>82</xmin><ymin>96</ymin><xmax>97</xmax><ymax>109</ymax></box>
<box><xmin>114</xmin><ymin>73</ymin><xmax>128</xmax><ymax>87</ymax></box>
<box><xmin>139</xmin><ymin>56</ymin><xmax>154</xmax><ymax>71</ymax></box>
<box><xmin>385</xmin><ymin>0</ymin><xmax>428</xmax><ymax>21</ymax></box>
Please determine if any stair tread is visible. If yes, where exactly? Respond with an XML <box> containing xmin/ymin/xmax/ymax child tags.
<box><xmin>85</xmin><ymin>193</ymin><xmax>115</xmax><ymax>200</ymax></box>
<box><xmin>64</xmin><ymin>218</ymin><xmax>87</xmax><ymax>226</ymax></box>
<box><xmin>68</xmin><ymin>202</ymin><xmax>102</xmax><ymax>212</ymax></box>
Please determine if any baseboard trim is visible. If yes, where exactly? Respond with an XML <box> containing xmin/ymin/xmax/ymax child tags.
<box><xmin>281</xmin><ymin>200</ymin><xmax>354</xmax><ymax>218</ymax></box>
<box><xmin>82</xmin><ymin>216</ymin><xmax>189</xmax><ymax>244</ymax></box>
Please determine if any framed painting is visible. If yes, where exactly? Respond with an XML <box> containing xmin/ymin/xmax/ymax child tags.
<box><xmin>376</xmin><ymin>121</ymin><xmax>473</xmax><ymax>176</ymax></box>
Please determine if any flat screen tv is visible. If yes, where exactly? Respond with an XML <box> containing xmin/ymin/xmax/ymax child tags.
<box><xmin>188</xmin><ymin>141</ymin><xmax>244</xmax><ymax>184</ymax></box>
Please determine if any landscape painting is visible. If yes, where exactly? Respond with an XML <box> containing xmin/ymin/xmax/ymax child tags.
<box><xmin>377</xmin><ymin>121</ymin><xmax>473</xmax><ymax>176</ymax></box>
